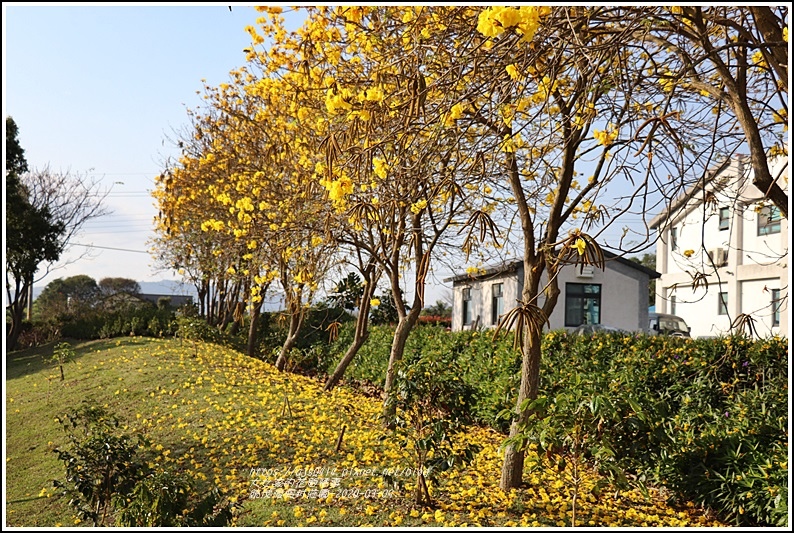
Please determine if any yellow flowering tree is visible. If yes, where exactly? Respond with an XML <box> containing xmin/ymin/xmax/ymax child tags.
<box><xmin>154</xmin><ymin>24</ymin><xmax>338</xmax><ymax>368</ymax></box>
<box><xmin>262</xmin><ymin>6</ymin><xmax>490</xmax><ymax>403</ymax></box>
<box><xmin>460</xmin><ymin>6</ymin><xmax>722</xmax><ymax>489</ymax></box>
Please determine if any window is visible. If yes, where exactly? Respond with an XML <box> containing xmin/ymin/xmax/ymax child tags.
<box><xmin>462</xmin><ymin>287</ymin><xmax>472</xmax><ymax>325</ymax></box>
<box><xmin>718</xmin><ymin>292</ymin><xmax>728</xmax><ymax>315</ymax></box>
<box><xmin>491</xmin><ymin>283</ymin><xmax>504</xmax><ymax>325</ymax></box>
<box><xmin>670</xmin><ymin>227</ymin><xmax>678</xmax><ymax>251</ymax></box>
<box><xmin>670</xmin><ymin>295</ymin><xmax>676</xmax><ymax>316</ymax></box>
<box><xmin>565</xmin><ymin>283</ymin><xmax>601</xmax><ymax>327</ymax></box>
<box><xmin>771</xmin><ymin>289</ymin><xmax>781</xmax><ymax>327</ymax></box>
<box><xmin>718</xmin><ymin>207</ymin><xmax>730</xmax><ymax>231</ymax></box>
<box><xmin>757</xmin><ymin>205</ymin><xmax>781</xmax><ymax>236</ymax></box>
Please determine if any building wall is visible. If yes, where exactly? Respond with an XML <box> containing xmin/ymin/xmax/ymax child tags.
<box><xmin>654</xmin><ymin>156</ymin><xmax>788</xmax><ymax>338</ymax></box>
<box><xmin>451</xmin><ymin>272</ymin><xmax>520</xmax><ymax>331</ymax></box>
<box><xmin>451</xmin><ymin>260</ymin><xmax>651</xmax><ymax>333</ymax></box>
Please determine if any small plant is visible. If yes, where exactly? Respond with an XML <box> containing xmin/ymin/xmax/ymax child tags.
<box><xmin>115</xmin><ymin>469</ymin><xmax>236</xmax><ymax>527</ymax></box>
<box><xmin>53</xmin><ymin>401</ymin><xmax>238</xmax><ymax>526</ymax></box>
<box><xmin>53</xmin><ymin>402</ymin><xmax>149</xmax><ymax>526</ymax></box>
<box><xmin>381</xmin><ymin>350</ymin><xmax>481</xmax><ymax>506</ymax></box>
<box><xmin>49</xmin><ymin>342</ymin><xmax>76</xmax><ymax>381</ymax></box>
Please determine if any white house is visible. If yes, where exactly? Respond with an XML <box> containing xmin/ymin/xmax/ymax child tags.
<box><xmin>649</xmin><ymin>155</ymin><xmax>788</xmax><ymax>338</ymax></box>
<box><xmin>445</xmin><ymin>252</ymin><xmax>659</xmax><ymax>333</ymax></box>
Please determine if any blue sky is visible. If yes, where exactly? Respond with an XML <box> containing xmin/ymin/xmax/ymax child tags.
<box><xmin>3</xmin><ymin>3</ymin><xmax>307</xmax><ymax>297</ymax></box>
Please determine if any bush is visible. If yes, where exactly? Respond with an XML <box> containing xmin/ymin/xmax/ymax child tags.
<box><xmin>53</xmin><ymin>402</ymin><xmax>149</xmax><ymax>526</ymax></box>
<box><xmin>318</xmin><ymin>326</ymin><xmax>786</xmax><ymax>526</ymax></box>
<box><xmin>537</xmin><ymin>331</ymin><xmax>788</xmax><ymax>527</ymax></box>
<box><xmin>53</xmin><ymin>401</ymin><xmax>237</xmax><ymax>527</ymax></box>
<box><xmin>382</xmin><ymin>341</ymin><xmax>481</xmax><ymax>506</ymax></box>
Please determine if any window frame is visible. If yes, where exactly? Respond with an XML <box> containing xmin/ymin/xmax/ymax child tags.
<box><xmin>462</xmin><ymin>287</ymin><xmax>472</xmax><ymax>326</ymax></box>
<box><xmin>718</xmin><ymin>207</ymin><xmax>730</xmax><ymax>231</ymax></box>
<box><xmin>757</xmin><ymin>205</ymin><xmax>781</xmax><ymax>236</ymax></box>
<box><xmin>491</xmin><ymin>283</ymin><xmax>504</xmax><ymax>325</ymax></box>
<box><xmin>771</xmin><ymin>288</ymin><xmax>781</xmax><ymax>328</ymax></box>
<box><xmin>670</xmin><ymin>227</ymin><xmax>678</xmax><ymax>251</ymax></box>
<box><xmin>564</xmin><ymin>283</ymin><xmax>602</xmax><ymax>327</ymax></box>
<box><xmin>718</xmin><ymin>292</ymin><xmax>728</xmax><ymax>315</ymax></box>
<box><xmin>670</xmin><ymin>295</ymin><xmax>676</xmax><ymax>316</ymax></box>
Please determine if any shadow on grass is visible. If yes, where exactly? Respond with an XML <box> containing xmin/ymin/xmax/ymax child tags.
<box><xmin>5</xmin><ymin>337</ymin><xmax>156</xmax><ymax>381</ymax></box>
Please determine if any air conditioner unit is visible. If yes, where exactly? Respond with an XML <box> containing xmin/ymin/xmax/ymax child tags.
<box><xmin>708</xmin><ymin>247</ymin><xmax>726</xmax><ymax>267</ymax></box>
<box><xmin>577</xmin><ymin>264</ymin><xmax>594</xmax><ymax>278</ymax></box>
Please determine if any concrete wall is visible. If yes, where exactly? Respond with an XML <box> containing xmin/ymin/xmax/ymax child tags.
<box><xmin>451</xmin><ymin>272</ymin><xmax>520</xmax><ymax>331</ymax></box>
<box><xmin>655</xmin><ymin>156</ymin><xmax>788</xmax><ymax>338</ymax></box>
<box><xmin>452</xmin><ymin>259</ymin><xmax>651</xmax><ymax>333</ymax></box>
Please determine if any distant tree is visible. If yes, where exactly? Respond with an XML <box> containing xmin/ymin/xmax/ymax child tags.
<box><xmin>421</xmin><ymin>300</ymin><xmax>452</xmax><ymax>318</ymax></box>
<box><xmin>326</xmin><ymin>272</ymin><xmax>364</xmax><ymax>312</ymax></box>
<box><xmin>629</xmin><ymin>254</ymin><xmax>657</xmax><ymax>306</ymax></box>
<box><xmin>97</xmin><ymin>277</ymin><xmax>142</xmax><ymax>310</ymax></box>
<box><xmin>5</xmin><ymin>117</ymin><xmax>109</xmax><ymax>350</ymax></box>
<box><xmin>98</xmin><ymin>277</ymin><xmax>141</xmax><ymax>298</ymax></box>
<box><xmin>35</xmin><ymin>275</ymin><xmax>100</xmax><ymax>320</ymax></box>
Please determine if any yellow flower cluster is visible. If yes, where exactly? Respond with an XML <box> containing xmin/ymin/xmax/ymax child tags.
<box><xmin>409</xmin><ymin>198</ymin><xmax>428</xmax><ymax>214</ymax></box>
<box><xmin>320</xmin><ymin>175</ymin><xmax>354</xmax><ymax>208</ymax></box>
<box><xmin>200</xmin><ymin>219</ymin><xmax>225</xmax><ymax>232</ymax></box>
<box><xmin>444</xmin><ymin>103</ymin><xmax>467</xmax><ymax>127</ymax></box>
<box><xmin>325</xmin><ymin>88</ymin><xmax>355</xmax><ymax>114</ymax></box>
<box><xmin>593</xmin><ymin>124</ymin><xmax>618</xmax><ymax>147</ymax></box>
<box><xmin>476</xmin><ymin>6</ymin><xmax>549</xmax><ymax>42</ymax></box>
<box><xmin>372</xmin><ymin>157</ymin><xmax>389</xmax><ymax>179</ymax></box>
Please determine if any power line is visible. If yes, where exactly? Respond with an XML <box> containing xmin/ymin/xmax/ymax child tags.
<box><xmin>71</xmin><ymin>243</ymin><xmax>151</xmax><ymax>254</ymax></box>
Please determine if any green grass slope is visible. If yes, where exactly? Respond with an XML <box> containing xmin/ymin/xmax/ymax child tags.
<box><xmin>5</xmin><ymin>337</ymin><xmax>725</xmax><ymax>527</ymax></box>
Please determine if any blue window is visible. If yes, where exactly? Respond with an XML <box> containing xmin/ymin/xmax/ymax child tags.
<box><xmin>565</xmin><ymin>283</ymin><xmax>601</xmax><ymax>327</ymax></box>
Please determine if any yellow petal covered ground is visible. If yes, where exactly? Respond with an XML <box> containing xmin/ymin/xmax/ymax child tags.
<box><xmin>6</xmin><ymin>338</ymin><xmax>726</xmax><ymax>527</ymax></box>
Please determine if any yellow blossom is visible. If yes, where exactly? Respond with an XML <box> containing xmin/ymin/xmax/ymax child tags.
<box><xmin>410</xmin><ymin>199</ymin><xmax>428</xmax><ymax>214</ymax></box>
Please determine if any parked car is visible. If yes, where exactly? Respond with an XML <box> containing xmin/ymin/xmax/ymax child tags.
<box><xmin>648</xmin><ymin>312</ymin><xmax>691</xmax><ymax>337</ymax></box>
<box><xmin>571</xmin><ymin>323</ymin><xmax>629</xmax><ymax>336</ymax></box>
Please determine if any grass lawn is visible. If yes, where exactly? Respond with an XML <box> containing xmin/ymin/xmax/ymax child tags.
<box><xmin>5</xmin><ymin>337</ymin><xmax>726</xmax><ymax>527</ymax></box>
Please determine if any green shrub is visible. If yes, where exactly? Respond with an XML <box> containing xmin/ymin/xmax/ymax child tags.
<box><xmin>382</xmin><ymin>341</ymin><xmax>481</xmax><ymax>506</ymax></box>
<box><xmin>53</xmin><ymin>401</ymin><xmax>237</xmax><ymax>527</ymax></box>
<box><xmin>536</xmin><ymin>331</ymin><xmax>788</xmax><ymax>527</ymax></box>
<box><xmin>52</xmin><ymin>402</ymin><xmax>149</xmax><ymax>526</ymax></box>
<box><xmin>115</xmin><ymin>470</ymin><xmax>235</xmax><ymax>527</ymax></box>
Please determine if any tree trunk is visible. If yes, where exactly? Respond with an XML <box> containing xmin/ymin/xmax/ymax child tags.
<box><xmin>324</xmin><ymin>331</ymin><xmax>369</xmax><ymax>392</ymax></box>
<box><xmin>324</xmin><ymin>276</ymin><xmax>375</xmax><ymax>392</ymax></box>
<box><xmin>382</xmin><ymin>306</ymin><xmax>422</xmax><ymax>421</ymax></box>
<box><xmin>499</xmin><ymin>325</ymin><xmax>542</xmax><ymax>490</ymax></box>
<box><xmin>275</xmin><ymin>307</ymin><xmax>303</xmax><ymax>371</ymax></box>
<box><xmin>247</xmin><ymin>301</ymin><xmax>263</xmax><ymax>358</ymax></box>
<box><xmin>6</xmin><ymin>277</ymin><xmax>30</xmax><ymax>352</ymax></box>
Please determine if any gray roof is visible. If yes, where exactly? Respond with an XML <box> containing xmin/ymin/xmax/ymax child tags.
<box><xmin>445</xmin><ymin>250</ymin><xmax>660</xmax><ymax>284</ymax></box>
<box><xmin>443</xmin><ymin>259</ymin><xmax>523</xmax><ymax>284</ymax></box>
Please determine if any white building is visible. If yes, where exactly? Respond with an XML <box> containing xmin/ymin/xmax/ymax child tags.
<box><xmin>650</xmin><ymin>155</ymin><xmax>788</xmax><ymax>338</ymax></box>
<box><xmin>445</xmin><ymin>252</ymin><xmax>659</xmax><ymax>333</ymax></box>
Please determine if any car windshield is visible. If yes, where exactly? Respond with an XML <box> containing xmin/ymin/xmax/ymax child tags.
<box><xmin>659</xmin><ymin>318</ymin><xmax>688</xmax><ymax>331</ymax></box>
